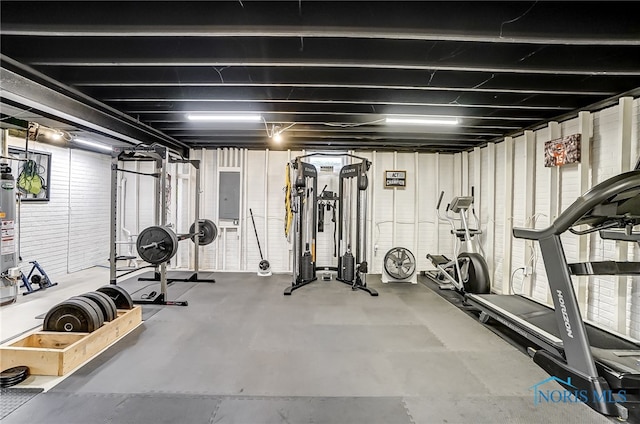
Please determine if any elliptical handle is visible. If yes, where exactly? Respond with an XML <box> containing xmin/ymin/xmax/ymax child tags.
<box><xmin>436</xmin><ymin>191</ymin><xmax>445</xmax><ymax>210</ymax></box>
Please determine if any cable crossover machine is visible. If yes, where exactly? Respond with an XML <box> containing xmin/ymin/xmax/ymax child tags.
<box><xmin>284</xmin><ymin>153</ymin><xmax>377</xmax><ymax>296</ymax></box>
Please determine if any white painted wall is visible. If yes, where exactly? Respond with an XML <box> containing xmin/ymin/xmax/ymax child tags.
<box><xmin>6</xmin><ymin>134</ymin><xmax>111</xmax><ymax>280</ymax></box>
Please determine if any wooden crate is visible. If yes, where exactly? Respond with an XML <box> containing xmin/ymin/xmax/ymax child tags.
<box><xmin>0</xmin><ymin>306</ymin><xmax>142</xmax><ymax>376</ymax></box>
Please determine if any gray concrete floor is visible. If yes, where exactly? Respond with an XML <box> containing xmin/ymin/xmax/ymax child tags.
<box><xmin>1</xmin><ymin>269</ymin><xmax>613</xmax><ymax>423</ymax></box>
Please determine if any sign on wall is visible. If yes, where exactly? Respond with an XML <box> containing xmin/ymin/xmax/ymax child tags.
<box><xmin>384</xmin><ymin>170</ymin><xmax>406</xmax><ymax>188</ymax></box>
<box><xmin>544</xmin><ymin>134</ymin><xmax>581</xmax><ymax>167</ymax></box>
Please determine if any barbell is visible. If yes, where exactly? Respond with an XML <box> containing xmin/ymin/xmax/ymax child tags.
<box><xmin>136</xmin><ymin>219</ymin><xmax>218</xmax><ymax>265</ymax></box>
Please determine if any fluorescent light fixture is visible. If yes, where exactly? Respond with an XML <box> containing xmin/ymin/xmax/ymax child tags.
<box><xmin>74</xmin><ymin>138</ymin><xmax>113</xmax><ymax>152</ymax></box>
<box><xmin>386</xmin><ymin>116</ymin><xmax>459</xmax><ymax>125</ymax></box>
<box><xmin>186</xmin><ymin>114</ymin><xmax>262</xmax><ymax>122</ymax></box>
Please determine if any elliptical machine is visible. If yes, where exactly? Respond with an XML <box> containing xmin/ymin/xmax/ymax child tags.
<box><xmin>426</xmin><ymin>188</ymin><xmax>490</xmax><ymax>294</ymax></box>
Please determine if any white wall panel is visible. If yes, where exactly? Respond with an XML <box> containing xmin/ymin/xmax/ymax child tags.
<box><xmin>67</xmin><ymin>149</ymin><xmax>111</xmax><ymax>272</ymax></box>
<box><xmin>493</xmin><ymin>143</ymin><xmax>505</xmax><ymax>292</ymax></box>
<box><xmin>417</xmin><ymin>154</ymin><xmax>438</xmax><ymax>271</ymax></box>
<box><xmin>370</xmin><ymin>152</ymin><xmax>394</xmax><ymax>273</ymax></box>
<box><xmin>394</xmin><ymin>153</ymin><xmax>416</xmax><ymax>258</ymax></box>
<box><xmin>245</xmin><ymin>150</ymin><xmax>267</xmax><ymax>272</ymax></box>
<box><xmin>531</xmin><ymin>127</ymin><xmax>551</xmax><ymax>302</ymax></box>
<box><xmin>266</xmin><ymin>150</ymin><xmax>302</xmax><ymax>272</ymax></box>
<box><xmin>630</xmin><ymin>98</ymin><xmax>640</xmax><ymax>338</ymax></box>
<box><xmin>510</xmin><ymin>135</ymin><xmax>528</xmax><ymax>295</ymax></box>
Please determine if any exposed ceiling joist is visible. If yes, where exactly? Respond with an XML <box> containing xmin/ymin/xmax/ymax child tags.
<box><xmin>3</xmin><ymin>25</ymin><xmax>640</xmax><ymax>46</ymax></box>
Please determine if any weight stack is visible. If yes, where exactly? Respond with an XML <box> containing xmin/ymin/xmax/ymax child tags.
<box><xmin>0</xmin><ymin>167</ymin><xmax>17</xmax><ymax>306</ymax></box>
<box><xmin>341</xmin><ymin>251</ymin><xmax>355</xmax><ymax>282</ymax></box>
<box><xmin>300</xmin><ymin>251</ymin><xmax>314</xmax><ymax>281</ymax></box>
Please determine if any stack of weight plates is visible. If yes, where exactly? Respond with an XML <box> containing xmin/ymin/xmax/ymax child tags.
<box><xmin>0</xmin><ymin>366</ymin><xmax>30</xmax><ymax>388</ymax></box>
<box><xmin>43</xmin><ymin>286</ymin><xmax>133</xmax><ymax>333</ymax></box>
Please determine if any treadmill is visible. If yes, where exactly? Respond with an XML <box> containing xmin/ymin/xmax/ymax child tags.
<box><xmin>466</xmin><ymin>169</ymin><xmax>640</xmax><ymax>419</ymax></box>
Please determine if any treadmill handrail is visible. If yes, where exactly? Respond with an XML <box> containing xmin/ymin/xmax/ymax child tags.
<box><xmin>513</xmin><ymin>170</ymin><xmax>640</xmax><ymax>240</ymax></box>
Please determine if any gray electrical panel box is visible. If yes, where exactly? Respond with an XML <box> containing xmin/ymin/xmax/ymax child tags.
<box><xmin>219</xmin><ymin>171</ymin><xmax>240</xmax><ymax>220</ymax></box>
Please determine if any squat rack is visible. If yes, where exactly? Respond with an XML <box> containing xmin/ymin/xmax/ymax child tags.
<box><xmin>108</xmin><ymin>145</ymin><xmax>213</xmax><ymax>306</ymax></box>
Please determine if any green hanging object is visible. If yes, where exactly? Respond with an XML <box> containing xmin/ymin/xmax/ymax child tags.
<box><xmin>17</xmin><ymin>160</ymin><xmax>42</xmax><ymax>195</ymax></box>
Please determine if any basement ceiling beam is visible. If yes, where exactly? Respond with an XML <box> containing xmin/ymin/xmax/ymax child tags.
<box><xmin>106</xmin><ymin>98</ymin><xmax>572</xmax><ymax>111</ymax></box>
<box><xmin>73</xmin><ymin>81</ymin><xmax>614</xmax><ymax>97</ymax></box>
<box><xmin>3</xmin><ymin>25</ymin><xmax>640</xmax><ymax>46</ymax></box>
<box><xmin>140</xmin><ymin>112</ymin><xmax>542</xmax><ymax>122</ymax></box>
<box><xmin>29</xmin><ymin>59</ymin><xmax>640</xmax><ymax>77</ymax></box>
<box><xmin>155</xmin><ymin>122</ymin><xmax>521</xmax><ymax>131</ymax></box>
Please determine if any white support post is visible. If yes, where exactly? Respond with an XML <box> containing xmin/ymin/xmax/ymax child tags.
<box><xmin>239</xmin><ymin>149</ymin><xmax>245</xmax><ymax>270</ymax></box>
<box><xmin>616</xmin><ymin>97</ymin><xmax>633</xmax><ymax>334</ymax></box>
<box><xmin>370</xmin><ymin>151</ymin><xmax>377</xmax><ymax>270</ymax></box>
<box><xmin>486</xmin><ymin>143</ymin><xmax>496</xmax><ymax>290</ymax></box>
<box><xmin>453</xmin><ymin>153</ymin><xmax>462</xmax><ymax>196</ymax></box>
<box><xmin>577</xmin><ymin>111</ymin><xmax>592</xmax><ymax>316</ymax></box>
<box><xmin>523</xmin><ymin>130</ymin><xmax>536</xmax><ymax>296</ymax></box>
<box><xmin>619</xmin><ymin>97</ymin><xmax>634</xmax><ymax>170</ymax></box>
<box><xmin>287</xmin><ymin>149</ymin><xmax>292</xmax><ymax>272</ymax></box>
<box><xmin>414</xmin><ymin>152</ymin><xmax>419</xmax><ymax>269</ymax></box>
<box><xmin>548</xmin><ymin>122</ymin><xmax>562</xmax><ymax>221</ymax></box>
<box><xmin>461</xmin><ymin>151</ymin><xmax>469</xmax><ymax>195</ymax></box>
<box><xmin>434</xmin><ymin>153</ymin><xmax>440</xmax><ymax>254</ymax></box>
<box><xmin>473</xmin><ymin>146</ymin><xmax>481</xmax><ymax>212</ymax></box>
<box><xmin>502</xmin><ymin>137</ymin><xmax>515</xmax><ymax>295</ymax></box>
<box><xmin>547</xmin><ymin>121</ymin><xmax>561</xmax><ymax>304</ymax></box>
<box><xmin>392</xmin><ymin>151</ymin><xmax>397</xmax><ymax>248</ymax></box>
<box><xmin>214</xmin><ymin>148</ymin><xmax>220</xmax><ymax>270</ymax></box>
<box><xmin>264</xmin><ymin>149</ymin><xmax>269</xmax><ymax>263</ymax></box>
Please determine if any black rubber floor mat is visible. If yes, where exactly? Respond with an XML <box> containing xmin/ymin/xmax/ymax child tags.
<box><xmin>0</xmin><ymin>388</ymin><xmax>43</xmax><ymax>420</ymax></box>
<box><xmin>1</xmin><ymin>392</ymin><xmax>412</xmax><ymax>424</ymax></box>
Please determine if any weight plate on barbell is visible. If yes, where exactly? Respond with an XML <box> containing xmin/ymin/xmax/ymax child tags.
<box><xmin>189</xmin><ymin>219</ymin><xmax>218</xmax><ymax>246</ymax></box>
<box><xmin>78</xmin><ymin>292</ymin><xmax>117</xmax><ymax>321</ymax></box>
<box><xmin>136</xmin><ymin>226</ymin><xmax>177</xmax><ymax>264</ymax></box>
<box><xmin>43</xmin><ymin>298</ymin><xmax>102</xmax><ymax>333</ymax></box>
<box><xmin>96</xmin><ymin>285</ymin><xmax>134</xmax><ymax>310</ymax></box>
<box><xmin>383</xmin><ymin>247</ymin><xmax>416</xmax><ymax>280</ymax></box>
<box><xmin>136</xmin><ymin>225</ymin><xmax>179</xmax><ymax>265</ymax></box>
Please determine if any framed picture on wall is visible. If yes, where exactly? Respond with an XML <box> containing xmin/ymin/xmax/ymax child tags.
<box><xmin>544</xmin><ymin>134</ymin><xmax>581</xmax><ymax>167</ymax></box>
<box><xmin>8</xmin><ymin>147</ymin><xmax>51</xmax><ymax>201</ymax></box>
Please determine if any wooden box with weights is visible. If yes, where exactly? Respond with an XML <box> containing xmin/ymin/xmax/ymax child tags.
<box><xmin>0</xmin><ymin>286</ymin><xmax>142</xmax><ymax>377</ymax></box>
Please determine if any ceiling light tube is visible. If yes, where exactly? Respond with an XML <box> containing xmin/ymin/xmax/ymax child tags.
<box><xmin>386</xmin><ymin>116</ymin><xmax>459</xmax><ymax>125</ymax></box>
<box><xmin>74</xmin><ymin>138</ymin><xmax>113</xmax><ymax>152</ymax></box>
<box><xmin>186</xmin><ymin>114</ymin><xmax>262</xmax><ymax>122</ymax></box>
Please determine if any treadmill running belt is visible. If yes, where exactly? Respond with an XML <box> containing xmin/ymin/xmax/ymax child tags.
<box><xmin>477</xmin><ymin>295</ymin><xmax>640</xmax><ymax>351</ymax></box>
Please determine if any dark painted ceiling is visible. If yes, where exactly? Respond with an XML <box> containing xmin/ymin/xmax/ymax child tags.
<box><xmin>1</xmin><ymin>1</ymin><xmax>640</xmax><ymax>155</ymax></box>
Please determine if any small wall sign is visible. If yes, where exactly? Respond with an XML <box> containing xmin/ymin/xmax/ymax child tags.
<box><xmin>385</xmin><ymin>170</ymin><xmax>406</xmax><ymax>188</ymax></box>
